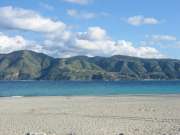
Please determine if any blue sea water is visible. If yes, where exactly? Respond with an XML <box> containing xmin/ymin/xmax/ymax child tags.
<box><xmin>0</xmin><ymin>81</ymin><xmax>180</xmax><ymax>97</ymax></box>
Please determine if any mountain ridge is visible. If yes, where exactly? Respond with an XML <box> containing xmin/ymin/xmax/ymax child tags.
<box><xmin>0</xmin><ymin>50</ymin><xmax>180</xmax><ymax>80</ymax></box>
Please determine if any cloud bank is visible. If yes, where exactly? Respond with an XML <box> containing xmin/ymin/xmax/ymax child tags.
<box><xmin>0</xmin><ymin>6</ymin><xmax>164</xmax><ymax>58</ymax></box>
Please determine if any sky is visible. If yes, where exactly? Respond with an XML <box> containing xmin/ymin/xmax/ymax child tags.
<box><xmin>0</xmin><ymin>0</ymin><xmax>180</xmax><ymax>59</ymax></box>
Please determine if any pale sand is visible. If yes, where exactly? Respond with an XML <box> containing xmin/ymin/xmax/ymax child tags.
<box><xmin>0</xmin><ymin>96</ymin><xmax>180</xmax><ymax>135</ymax></box>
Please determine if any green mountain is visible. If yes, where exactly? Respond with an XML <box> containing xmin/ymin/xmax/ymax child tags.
<box><xmin>0</xmin><ymin>50</ymin><xmax>180</xmax><ymax>80</ymax></box>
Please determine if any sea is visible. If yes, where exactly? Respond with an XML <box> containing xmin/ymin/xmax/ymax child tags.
<box><xmin>0</xmin><ymin>80</ymin><xmax>180</xmax><ymax>97</ymax></box>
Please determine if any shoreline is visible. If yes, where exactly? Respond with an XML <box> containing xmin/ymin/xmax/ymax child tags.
<box><xmin>1</xmin><ymin>94</ymin><xmax>180</xmax><ymax>98</ymax></box>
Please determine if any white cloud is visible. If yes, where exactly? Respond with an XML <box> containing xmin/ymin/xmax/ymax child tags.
<box><xmin>67</xmin><ymin>9</ymin><xmax>96</xmax><ymax>19</ymax></box>
<box><xmin>0</xmin><ymin>6</ymin><xmax>71</xmax><ymax>50</ymax></box>
<box><xmin>71</xmin><ymin>27</ymin><xmax>164</xmax><ymax>58</ymax></box>
<box><xmin>141</xmin><ymin>34</ymin><xmax>180</xmax><ymax>51</ymax></box>
<box><xmin>0</xmin><ymin>6</ymin><xmax>66</xmax><ymax>33</ymax></box>
<box><xmin>64</xmin><ymin>0</ymin><xmax>92</xmax><ymax>5</ymax></box>
<box><xmin>0</xmin><ymin>32</ymin><xmax>43</xmax><ymax>54</ymax></box>
<box><xmin>67</xmin><ymin>9</ymin><xmax>108</xmax><ymax>19</ymax></box>
<box><xmin>127</xmin><ymin>15</ymin><xmax>159</xmax><ymax>26</ymax></box>
<box><xmin>141</xmin><ymin>35</ymin><xmax>178</xmax><ymax>47</ymax></box>
<box><xmin>41</xmin><ymin>26</ymin><xmax>164</xmax><ymax>58</ymax></box>
<box><xmin>149</xmin><ymin>35</ymin><xmax>177</xmax><ymax>42</ymax></box>
<box><xmin>175</xmin><ymin>42</ymin><xmax>180</xmax><ymax>48</ymax></box>
<box><xmin>39</xmin><ymin>2</ymin><xmax>54</xmax><ymax>11</ymax></box>
<box><xmin>0</xmin><ymin>6</ymin><xmax>164</xmax><ymax>58</ymax></box>
<box><xmin>77</xmin><ymin>27</ymin><xmax>108</xmax><ymax>40</ymax></box>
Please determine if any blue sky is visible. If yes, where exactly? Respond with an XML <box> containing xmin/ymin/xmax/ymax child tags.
<box><xmin>0</xmin><ymin>0</ymin><xmax>179</xmax><ymax>58</ymax></box>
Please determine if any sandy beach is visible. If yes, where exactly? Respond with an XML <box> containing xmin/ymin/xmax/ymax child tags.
<box><xmin>0</xmin><ymin>96</ymin><xmax>180</xmax><ymax>135</ymax></box>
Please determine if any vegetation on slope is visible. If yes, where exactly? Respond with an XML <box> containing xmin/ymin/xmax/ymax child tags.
<box><xmin>0</xmin><ymin>50</ymin><xmax>179</xmax><ymax>80</ymax></box>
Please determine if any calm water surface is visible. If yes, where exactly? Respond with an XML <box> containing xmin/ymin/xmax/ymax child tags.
<box><xmin>0</xmin><ymin>81</ymin><xmax>180</xmax><ymax>97</ymax></box>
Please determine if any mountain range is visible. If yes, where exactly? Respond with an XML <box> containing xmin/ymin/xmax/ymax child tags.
<box><xmin>0</xmin><ymin>50</ymin><xmax>180</xmax><ymax>80</ymax></box>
